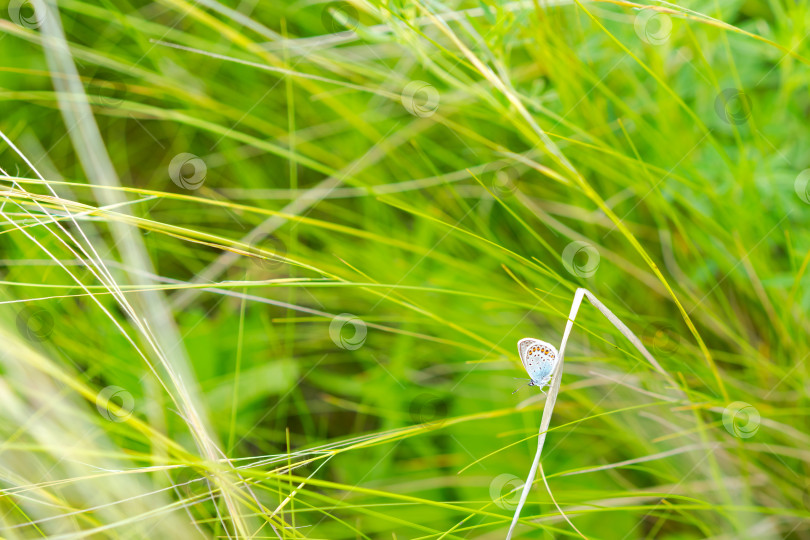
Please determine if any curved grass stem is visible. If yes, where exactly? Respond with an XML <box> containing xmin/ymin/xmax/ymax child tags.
<box><xmin>506</xmin><ymin>288</ymin><xmax>672</xmax><ymax>539</ymax></box>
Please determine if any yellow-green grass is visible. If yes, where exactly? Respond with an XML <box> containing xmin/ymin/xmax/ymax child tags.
<box><xmin>0</xmin><ymin>0</ymin><xmax>808</xmax><ymax>538</ymax></box>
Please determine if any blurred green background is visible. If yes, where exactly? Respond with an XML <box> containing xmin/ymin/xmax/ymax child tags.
<box><xmin>1</xmin><ymin>0</ymin><xmax>809</xmax><ymax>538</ymax></box>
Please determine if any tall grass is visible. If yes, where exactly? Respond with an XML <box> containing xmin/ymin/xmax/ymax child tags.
<box><xmin>0</xmin><ymin>0</ymin><xmax>809</xmax><ymax>538</ymax></box>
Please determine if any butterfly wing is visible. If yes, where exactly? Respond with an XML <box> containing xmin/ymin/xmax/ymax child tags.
<box><xmin>517</xmin><ymin>337</ymin><xmax>559</xmax><ymax>383</ymax></box>
<box><xmin>517</xmin><ymin>338</ymin><xmax>537</xmax><ymax>367</ymax></box>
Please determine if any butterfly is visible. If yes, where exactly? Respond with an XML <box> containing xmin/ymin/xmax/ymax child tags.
<box><xmin>513</xmin><ymin>338</ymin><xmax>559</xmax><ymax>394</ymax></box>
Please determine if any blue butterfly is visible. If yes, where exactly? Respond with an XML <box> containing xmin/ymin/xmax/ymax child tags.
<box><xmin>513</xmin><ymin>338</ymin><xmax>559</xmax><ymax>394</ymax></box>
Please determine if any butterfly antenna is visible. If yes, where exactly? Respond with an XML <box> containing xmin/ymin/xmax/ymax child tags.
<box><xmin>512</xmin><ymin>380</ymin><xmax>531</xmax><ymax>394</ymax></box>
